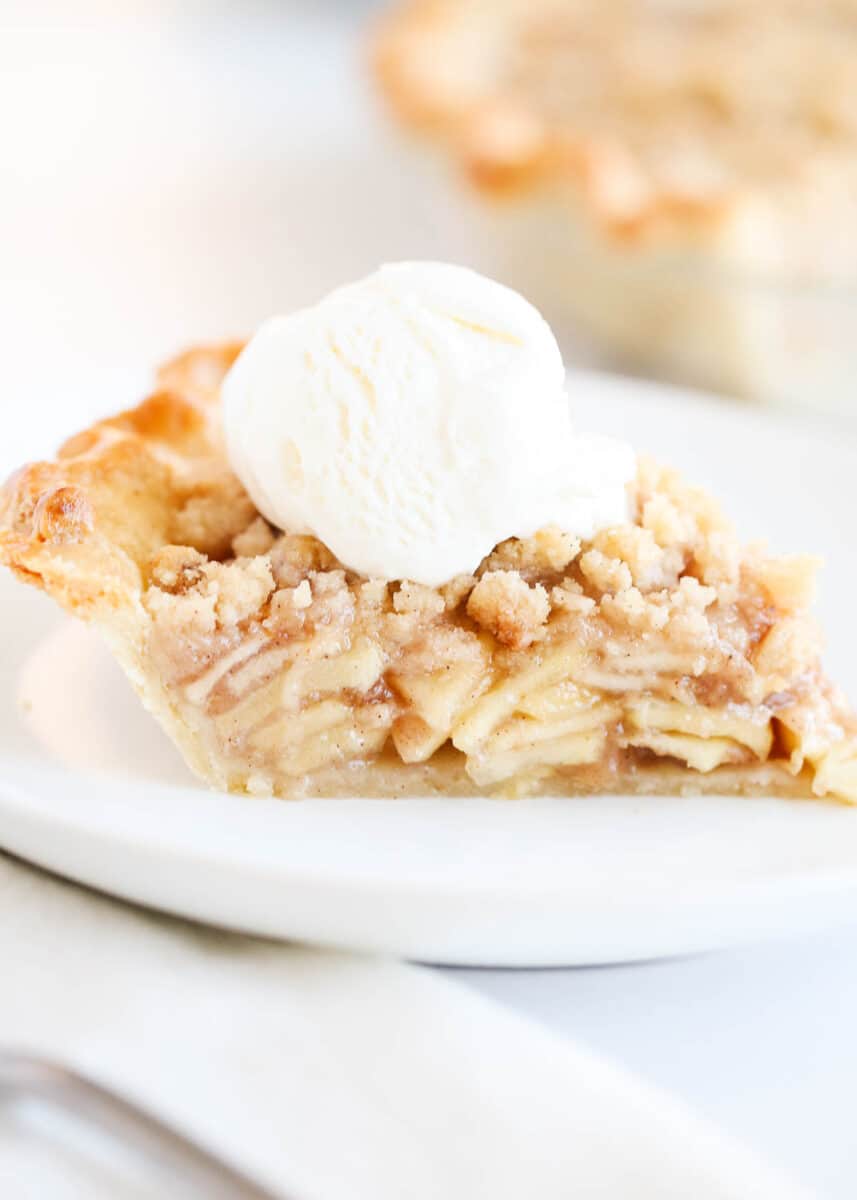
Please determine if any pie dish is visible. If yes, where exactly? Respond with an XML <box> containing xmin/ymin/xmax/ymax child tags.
<box><xmin>372</xmin><ymin>0</ymin><xmax>857</xmax><ymax>406</ymax></box>
<box><xmin>3</xmin><ymin>342</ymin><xmax>857</xmax><ymax>802</ymax></box>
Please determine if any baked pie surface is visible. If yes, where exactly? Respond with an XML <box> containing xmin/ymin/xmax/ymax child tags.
<box><xmin>3</xmin><ymin>343</ymin><xmax>857</xmax><ymax>802</ymax></box>
<box><xmin>374</xmin><ymin>0</ymin><xmax>857</xmax><ymax>271</ymax></box>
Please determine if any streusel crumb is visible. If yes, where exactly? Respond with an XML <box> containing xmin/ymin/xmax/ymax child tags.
<box><xmin>440</xmin><ymin>574</ymin><xmax>477</xmax><ymax>610</ymax></box>
<box><xmin>147</xmin><ymin>547</ymin><xmax>274</xmax><ymax>626</ymax></box>
<box><xmin>467</xmin><ymin>569</ymin><xmax>550</xmax><ymax>648</ymax></box>
<box><xmin>171</xmin><ymin>475</ymin><xmax>256</xmax><ymax>558</ymax></box>
<box><xmin>591</xmin><ymin>525</ymin><xmax>681</xmax><ymax>593</ymax></box>
<box><xmin>150</xmin><ymin>545</ymin><xmax>207</xmax><ymax>591</ymax></box>
<box><xmin>483</xmin><ymin>528</ymin><xmax>580</xmax><ymax>577</ymax></box>
<box><xmin>232</xmin><ymin>517</ymin><xmax>277</xmax><ymax>559</ymax></box>
<box><xmin>579</xmin><ymin>549</ymin><xmax>633</xmax><ymax>596</ymax></box>
<box><xmin>270</xmin><ymin>534</ymin><xmax>336</xmax><ymax>587</ymax></box>
<box><xmin>264</xmin><ymin>580</ymin><xmax>312</xmax><ymax>637</ymax></box>
<box><xmin>393</xmin><ymin>580</ymin><xmax>446</xmax><ymax>617</ymax></box>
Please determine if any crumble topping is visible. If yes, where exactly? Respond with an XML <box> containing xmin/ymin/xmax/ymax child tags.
<box><xmin>482</xmin><ymin>526</ymin><xmax>581</xmax><ymax>577</ymax></box>
<box><xmin>269</xmin><ymin>534</ymin><xmax>336</xmax><ymax>586</ymax></box>
<box><xmin>467</xmin><ymin>570</ymin><xmax>550</xmax><ymax>648</ymax></box>
<box><xmin>231</xmin><ymin>515</ymin><xmax>277</xmax><ymax>559</ymax></box>
<box><xmin>579</xmin><ymin>549</ymin><xmax>633</xmax><ymax>597</ymax></box>
<box><xmin>393</xmin><ymin>580</ymin><xmax>446</xmax><ymax>617</ymax></box>
<box><xmin>150</xmin><ymin>547</ymin><xmax>275</xmax><ymax>626</ymax></box>
<box><xmin>138</xmin><ymin>448</ymin><xmax>824</xmax><ymax>713</ymax></box>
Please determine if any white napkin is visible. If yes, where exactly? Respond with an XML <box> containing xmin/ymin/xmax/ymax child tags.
<box><xmin>0</xmin><ymin>852</ymin><xmax>811</xmax><ymax>1200</ymax></box>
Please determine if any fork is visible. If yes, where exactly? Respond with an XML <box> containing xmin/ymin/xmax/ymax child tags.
<box><xmin>0</xmin><ymin>1050</ymin><xmax>284</xmax><ymax>1199</ymax></box>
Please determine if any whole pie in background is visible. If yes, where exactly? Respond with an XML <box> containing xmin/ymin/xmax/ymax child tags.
<box><xmin>3</xmin><ymin>340</ymin><xmax>857</xmax><ymax>803</ymax></box>
<box><xmin>373</xmin><ymin>0</ymin><xmax>857</xmax><ymax>410</ymax></box>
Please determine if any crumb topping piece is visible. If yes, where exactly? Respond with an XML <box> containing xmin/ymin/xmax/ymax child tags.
<box><xmin>467</xmin><ymin>570</ymin><xmax>550</xmax><ymax>648</ymax></box>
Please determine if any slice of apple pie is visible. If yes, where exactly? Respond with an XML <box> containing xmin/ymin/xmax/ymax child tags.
<box><xmin>3</xmin><ymin>341</ymin><xmax>857</xmax><ymax>803</ymax></box>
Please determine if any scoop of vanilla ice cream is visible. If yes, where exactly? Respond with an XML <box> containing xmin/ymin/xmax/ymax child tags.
<box><xmin>222</xmin><ymin>262</ymin><xmax>634</xmax><ymax>585</ymax></box>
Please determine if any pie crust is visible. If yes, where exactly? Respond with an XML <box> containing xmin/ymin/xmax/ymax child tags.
<box><xmin>372</xmin><ymin>1</ymin><xmax>857</xmax><ymax>402</ymax></box>
<box><xmin>374</xmin><ymin>0</ymin><xmax>857</xmax><ymax>256</ymax></box>
<box><xmin>3</xmin><ymin>344</ymin><xmax>857</xmax><ymax>802</ymax></box>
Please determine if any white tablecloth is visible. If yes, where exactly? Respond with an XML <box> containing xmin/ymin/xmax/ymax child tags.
<box><xmin>0</xmin><ymin>852</ymin><xmax>811</xmax><ymax>1199</ymax></box>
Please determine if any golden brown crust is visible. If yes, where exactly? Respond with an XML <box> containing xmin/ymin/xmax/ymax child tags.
<box><xmin>372</xmin><ymin>0</ymin><xmax>857</xmax><ymax>251</ymax></box>
<box><xmin>372</xmin><ymin>0</ymin><xmax>730</xmax><ymax>241</ymax></box>
<box><xmin>0</xmin><ymin>343</ymin><xmax>245</xmax><ymax>618</ymax></box>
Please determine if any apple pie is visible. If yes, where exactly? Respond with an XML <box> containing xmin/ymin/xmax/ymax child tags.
<box><xmin>373</xmin><ymin>0</ymin><xmax>857</xmax><ymax>405</ymax></box>
<box><xmin>2</xmin><ymin>342</ymin><xmax>857</xmax><ymax>802</ymax></box>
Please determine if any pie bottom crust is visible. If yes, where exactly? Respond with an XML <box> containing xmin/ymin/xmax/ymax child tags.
<box><xmin>3</xmin><ymin>344</ymin><xmax>857</xmax><ymax>804</ymax></box>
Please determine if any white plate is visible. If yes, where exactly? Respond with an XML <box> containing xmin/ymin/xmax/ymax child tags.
<box><xmin>4</xmin><ymin>373</ymin><xmax>857</xmax><ymax>967</ymax></box>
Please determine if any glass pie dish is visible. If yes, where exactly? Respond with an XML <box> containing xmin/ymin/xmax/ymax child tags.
<box><xmin>372</xmin><ymin>0</ymin><xmax>857</xmax><ymax>415</ymax></box>
<box><xmin>474</xmin><ymin>204</ymin><xmax>857</xmax><ymax>416</ymax></box>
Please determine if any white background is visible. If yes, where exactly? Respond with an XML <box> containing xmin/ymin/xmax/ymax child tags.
<box><xmin>3</xmin><ymin>3</ymin><xmax>857</xmax><ymax>1196</ymax></box>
